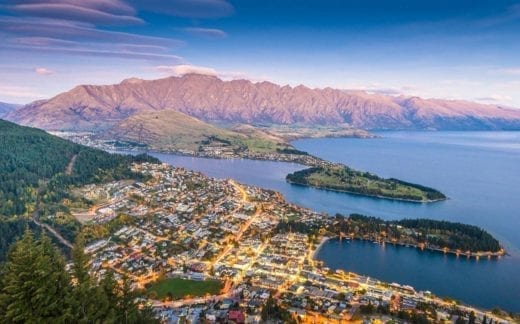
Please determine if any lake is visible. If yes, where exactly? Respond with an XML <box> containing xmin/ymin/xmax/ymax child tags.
<box><xmin>146</xmin><ymin>131</ymin><xmax>520</xmax><ymax>312</ymax></box>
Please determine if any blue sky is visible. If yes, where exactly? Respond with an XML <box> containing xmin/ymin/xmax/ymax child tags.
<box><xmin>1</xmin><ymin>0</ymin><xmax>520</xmax><ymax>106</ymax></box>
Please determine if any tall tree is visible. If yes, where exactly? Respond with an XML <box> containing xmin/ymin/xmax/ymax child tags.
<box><xmin>70</xmin><ymin>234</ymin><xmax>110</xmax><ymax>323</ymax></box>
<box><xmin>0</xmin><ymin>230</ymin><xmax>72</xmax><ymax>322</ymax></box>
<box><xmin>1</xmin><ymin>230</ymin><xmax>158</xmax><ymax>323</ymax></box>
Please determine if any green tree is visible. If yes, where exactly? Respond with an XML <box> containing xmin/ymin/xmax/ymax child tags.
<box><xmin>455</xmin><ymin>316</ymin><xmax>467</xmax><ymax>324</ymax></box>
<box><xmin>1</xmin><ymin>230</ymin><xmax>158</xmax><ymax>323</ymax></box>
<box><xmin>469</xmin><ymin>311</ymin><xmax>476</xmax><ymax>324</ymax></box>
<box><xmin>0</xmin><ymin>230</ymin><xmax>72</xmax><ymax>323</ymax></box>
<box><xmin>70</xmin><ymin>234</ymin><xmax>111</xmax><ymax>323</ymax></box>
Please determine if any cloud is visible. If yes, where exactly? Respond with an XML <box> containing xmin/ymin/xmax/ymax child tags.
<box><xmin>131</xmin><ymin>0</ymin><xmax>234</xmax><ymax>18</ymax></box>
<box><xmin>0</xmin><ymin>16</ymin><xmax>184</xmax><ymax>63</ymax></box>
<box><xmin>13</xmin><ymin>36</ymin><xmax>80</xmax><ymax>47</ymax></box>
<box><xmin>7</xmin><ymin>3</ymin><xmax>144</xmax><ymax>26</ymax></box>
<box><xmin>340</xmin><ymin>83</ymin><xmax>420</xmax><ymax>96</ymax></box>
<box><xmin>0</xmin><ymin>17</ymin><xmax>181</xmax><ymax>47</ymax></box>
<box><xmin>116</xmin><ymin>44</ymin><xmax>169</xmax><ymax>53</ymax></box>
<box><xmin>35</xmin><ymin>67</ymin><xmax>54</xmax><ymax>75</ymax></box>
<box><xmin>365</xmin><ymin>88</ymin><xmax>404</xmax><ymax>96</ymax></box>
<box><xmin>8</xmin><ymin>0</ymin><xmax>136</xmax><ymax>15</ymax></box>
<box><xmin>154</xmin><ymin>64</ymin><xmax>266</xmax><ymax>82</ymax></box>
<box><xmin>155</xmin><ymin>64</ymin><xmax>217</xmax><ymax>76</ymax></box>
<box><xmin>4</xmin><ymin>43</ymin><xmax>184</xmax><ymax>62</ymax></box>
<box><xmin>476</xmin><ymin>95</ymin><xmax>513</xmax><ymax>103</ymax></box>
<box><xmin>183</xmin><ymin>27</ymin><xmax>227</xmax><ymax>39</ymax></box>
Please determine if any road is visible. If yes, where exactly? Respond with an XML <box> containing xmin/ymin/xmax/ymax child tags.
<box><xmin>32</xmin><ymin>218</ymin><xmax>73</xmax><ymax>249</ymax></box>
<box><xmin>65</xmin><ymin>154</ymin><xmax>78</xmax><ymax>175</ymax></box>
<box><xmin>31</xmin><ymin>183</ymin><xmax>74</xmax><ymax>249</ymax></box>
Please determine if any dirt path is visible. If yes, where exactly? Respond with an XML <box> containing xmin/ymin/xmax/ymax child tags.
<box><xmin>65</xmin><ymin>154</ymin><xmax>78</xmax><ymax>175</ymax></box>
<box><xmin>31</xmin><ymin>182</ymin><xmax>74</xmax><ymax>249</ymax></box>
<box><xmin>32</xmin><ymin>218</ymin><xmax>73</xmax><ymax>249</ymax></box>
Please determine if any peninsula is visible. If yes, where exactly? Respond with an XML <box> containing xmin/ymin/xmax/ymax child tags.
<box><xmin>277</xmin><ymin>214</ymin><xmax>504</xmax><ymax>257</ymax></box>
<box><xmin>286</xmin><ymin>165</ymin><xmax>447</xmax><ymax>202</ymax></box>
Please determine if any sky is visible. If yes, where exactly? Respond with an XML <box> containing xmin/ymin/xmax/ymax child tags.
<box><xmin>1</xmin><ymin>0</ymin><xmax>520</xmax><ymax>106</ymax></box>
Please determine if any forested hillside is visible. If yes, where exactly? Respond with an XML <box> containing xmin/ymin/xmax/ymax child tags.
<box><xmin>0</xmin><ymin>230</ymin><xmax>157</xmax><ymax>322</ymax></box>
<box><xmin>0</xmin><ymin>119</ymin><xmax>158</xmax><ymax>259</ymax></box>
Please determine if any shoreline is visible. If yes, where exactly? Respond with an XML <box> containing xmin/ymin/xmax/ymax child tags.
<box><xmin>312</xmin><ymin>236</ymin><xmax>330</xmax><ymax>259</ymax></box>
<box><xmin>119</xmin><ymin>148</ymin><xmax>447</xmax><ymax>204</ymax></box>
<box><xmin>286</xmin><ymin>179</ymin><xmax>447</xmax><ymax>203</ymax></box>
<box><xmin>325</xmin><ymin>236</ymin><xmax>506</xmax><ymax>260</ymax></box>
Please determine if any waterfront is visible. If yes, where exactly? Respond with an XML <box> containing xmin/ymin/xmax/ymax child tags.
<box><xmin>147</xmin><ymin>131</ymin><xmax>520</xmax><ymax>312</ymax></box>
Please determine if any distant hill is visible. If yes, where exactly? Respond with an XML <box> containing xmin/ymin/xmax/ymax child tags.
<box><xmin>0</xmin><ymin>102</ymin><xmax>21</xmax><ymax>118</ymax></box>
<box><xmin>6</xmin><ymin>74</ymin><xmax>520</xmax><ymax>131</ymax></box>
<box><xmin>100</xmin><ymin>109</ymin><xmax>297</xmax><ymax>154</ymax></box>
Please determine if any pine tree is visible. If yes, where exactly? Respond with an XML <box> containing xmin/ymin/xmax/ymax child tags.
<box><xmin>0</xmin><ymin>230</ymin><xmax>72</xmax><ymax>323</ymax></box>
<box><xmin>116</xmin><ymin>276</ymin><xmax>141</xmax><ymax>324</ymax></box>
<box><xmin>100</xmin><ymin>269</ymin><xmax>119</xmax><ymax>319</ymax></box>
<box><xmin>32</xmin><ymin>233</ymin><xmax>73</xmax><ymax>321</ymax></box>
<box><xmin>70</xmin><ymin>234</ymin><xmax>110</xmax><ymax>323</ymax></box>
<box><xmin>1</xmin><ymin>229</ymin><xmax>158</xmax><ymax>323</ymax></box>
<box><xmin>0</xmin><ymin>229</ymin><xmax>39</xmax><ymax>323</ymax></box>
<box><xmin>469</xmin><ymin>311</ymin><xmax>476</xmax><ymax>324</ymax></box>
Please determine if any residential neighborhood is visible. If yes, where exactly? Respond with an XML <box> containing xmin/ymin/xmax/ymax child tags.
<box><xmin>76</xmin><ymin>162</ymin><xmax>512</xmax><ymax>324</ymax></box>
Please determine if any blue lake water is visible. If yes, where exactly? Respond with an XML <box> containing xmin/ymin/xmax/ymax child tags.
<box><xmin>146</xmin><ymin>131</ymin><xmax>520</xmax><ymax>312</ymax></box>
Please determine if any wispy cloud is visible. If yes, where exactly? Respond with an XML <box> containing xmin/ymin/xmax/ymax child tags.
<box><xmin>154</xmin><ymin>64</ymin><xmax>270</xmax><ymax>83</ymax></box>
<box><xmin>35</xmin><ymin>67</ymin><xmax>54</xmax><ymax>75</ymax></box>
<box><xmin>0</xmin><ymin>16</ymin><xmax>184</xmax><ymax>62</ymax></box>
<box><xmin>155</xmin><ymin>64</ymin><xmax>217</xmax><ymax>76</ymax></box>
<box><xmin>6</xmin><ymin>3</ymin><xmax>144</xmax><ymax>26</ymax></box>
<box><xmin>476</xmin><ymin>94</ymin><xmax>513</xmax><ymax>103</ymax></box>
<box><xmin>8</xmin><ymin>0</ymin><xmax>136</xmax><ymax>15</ymax></box>
<box><xmin>340</xmin><ymin>82</ymin><xmax>421</xmax><ymax>97</ymax></box>
<box><xmin>4</xmin><ymin>44</ymin><xmax>184</xmax><ymax>62</ymax></box>
<box><xmin>183</xmin><ymin>27</ymin><xmax>227</xmax><ymax>39</ymax></box>
<box><xmin>131</xmin><ymin>0</ymin><xmax>234</xmax><ymax>18</ymax></box>
<box><xmin>0</xmin><ymin>17</ymin><xmax>182</xmax><ymax>47</ymax></box>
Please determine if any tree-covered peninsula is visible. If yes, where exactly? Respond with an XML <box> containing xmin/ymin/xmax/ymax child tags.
<box><xmin>286</xmin><ymin>165</ymin><xmax>446</xmax><ymax>202</ymax></box>
<box><xmin>277</xmin><ymin>214</ymin><xmax>502</xmax><ymax>255</ymax></box>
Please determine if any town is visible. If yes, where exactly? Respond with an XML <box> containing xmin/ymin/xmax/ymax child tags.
<box><xmin>51</xmin><ymin>131</ymin><xmax>330</xmax><ymax>167</ymax></box>
<box><xmin>75</xmin><ymin>162</ymin><xmax>512</xmax><ymax>324</ymax></box>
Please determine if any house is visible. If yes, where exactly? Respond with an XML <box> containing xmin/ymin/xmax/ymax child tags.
<box><xmin>228</xmin><ymin>310</ymin><xmax>245</xmax><ymax>323</ymax></box>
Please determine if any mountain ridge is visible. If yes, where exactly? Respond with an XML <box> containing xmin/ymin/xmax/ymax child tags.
<box><xmin>6</xmin><ymin>74</ymin><xmax>520</xmax><ymax>131</ymax></box>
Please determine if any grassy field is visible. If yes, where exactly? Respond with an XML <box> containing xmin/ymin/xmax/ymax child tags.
<box><xmin>147</xmin><ymin>278</ymin><xmax>223</xmax><ymax>299</ymax></box>
<box><xmin>286</xmin><ymin>165</ymin><xmax>446</xmax><ymax>202</ymax></box>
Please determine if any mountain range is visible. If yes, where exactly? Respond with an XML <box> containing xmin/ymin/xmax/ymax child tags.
<box><xmin>6</xmin><ymin>74</ymin><xmax>520</xmax><ymax>131</ymax></box>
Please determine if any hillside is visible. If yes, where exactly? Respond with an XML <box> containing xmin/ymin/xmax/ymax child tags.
<box><xmin>100</xmin><ymin>109</ymin><xmax>297</xmax><ymax>155</ymax></box>
<box><xmin>0</xmin><ymin>119</ymin><xmax>158</xmax><ymax>258</ymax></box>
<box><xmin>6</xmin><ymin>74</ymin><xmax>520</xmax><ymax>131</ymax></box>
